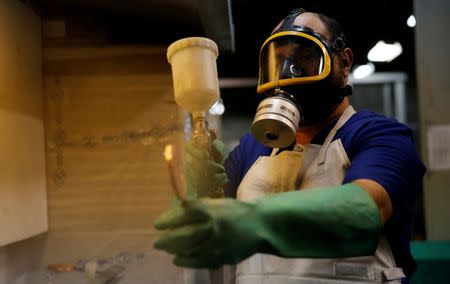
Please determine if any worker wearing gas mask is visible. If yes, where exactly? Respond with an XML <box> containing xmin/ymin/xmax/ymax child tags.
<box><xmin>154</xmin><ymin>8</ymin><xmax>425</xmax><ymax>283</ymax></box>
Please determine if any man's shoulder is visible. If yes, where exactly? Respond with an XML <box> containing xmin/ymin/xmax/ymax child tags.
<box><xmin>341</xmin><ymin>109</ymin><xmax>413</xmax><ymax>137</ymax></box>
<box><xmin>238</xmin><ymin>133</ymin><xmax>271</xmax><ymax>152</ymax></box>
<box><xmin>225</xmin><ymin>133</ymin><xmax>272</xmax><ymax>177</ymax></box>
<box><xmin>235</xmin><ymin>133</ymin><xmax>259</xmax><ymax>148</ymax></box>
<box><xmin>335</xmin><ymin>109</ymin><xmax>417</xmax><ymax>155</ymax></box>
<box><xmin>350</xmin><ymin>109</ymin><xmax>408</xmax><ymax>126</ymax></box>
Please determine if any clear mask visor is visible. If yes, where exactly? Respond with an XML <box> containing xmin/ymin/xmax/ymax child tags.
<box><xmin>258</xmin><ymin>34</ymin><xmax>331</xmax><ymax>93</ymax></box>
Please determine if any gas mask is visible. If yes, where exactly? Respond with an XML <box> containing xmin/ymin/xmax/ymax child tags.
<box><xmin>251</xmin><ymin>8</ymin><xmax>351</xmax><ymax>148</ymax></box>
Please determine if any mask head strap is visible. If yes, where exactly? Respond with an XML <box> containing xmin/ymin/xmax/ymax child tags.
<box><xmin>274</xmin><ymin>8</ymin><xmax>307</xmax><ymax>34</ymax></box>
<box><xmin>274</xmin><ymin>8</ymin><xmax>348</xmax><ymax>54</ymax></box>
<box><xmin>271</xmin><ymin>9</ymin><xmax>332</xmax><ymax>55</ymax></box>
<box><xmin>330</xmin><ymin>33</ymin><xmax>347</xmax><ymax>53</ymax></box>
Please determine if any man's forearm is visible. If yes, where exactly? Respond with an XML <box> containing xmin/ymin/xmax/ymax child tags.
<box><xmin>254</xmin><ymin>183</ymin><xmax>381</xmax><ymax>258</ymax></box>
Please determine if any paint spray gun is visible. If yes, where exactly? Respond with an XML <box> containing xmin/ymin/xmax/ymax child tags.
<box><xmin>165</xmin><ymin>37</ymin><xmax>223</xmax><ymax>200</ymax></box>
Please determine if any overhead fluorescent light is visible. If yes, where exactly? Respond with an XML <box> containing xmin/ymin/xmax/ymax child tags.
<box><xmin>407</xmin><ymin>15</ymin><xmax>416</xmax><ymax>28</ymax></box>
<box><xmin>352</xmin><ymin>63</ymin><xmax>375</xmax><ymax>79</ymax></box>
<box><xmin>368</xmin><ymin>41</ymin><xmax>403</xmax><ymax>62</ymax></box>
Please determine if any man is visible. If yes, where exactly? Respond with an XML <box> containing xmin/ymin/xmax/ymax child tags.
<box><xmin>154</xmin><ymin>8</ymin><xmax>426</xmax><ymax>283</ymax></box>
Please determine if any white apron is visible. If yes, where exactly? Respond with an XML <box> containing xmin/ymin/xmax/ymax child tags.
<box><xmin>235</xmin><ymin>106</ymin><xmax>405</xmax><ymax>284</ymax></box>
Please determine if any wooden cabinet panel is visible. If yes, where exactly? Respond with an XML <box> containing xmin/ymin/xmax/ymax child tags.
<box><xmin>0</xmin><ymin>0</ymin><xmax>47</xmax><ymax>246</ymax></box>
<box><xmin>44</xmin><ymin>47</ymin><xmax>183</xmax><ymax>232</ymax></box>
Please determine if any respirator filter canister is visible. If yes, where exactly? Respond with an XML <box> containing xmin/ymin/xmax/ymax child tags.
<box><xmin>251</xmin><ymin>94</ymin><xmax>301</xmax><ymax>148</ymax></box>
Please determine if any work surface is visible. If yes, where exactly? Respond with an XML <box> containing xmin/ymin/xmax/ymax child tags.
<box><xmin>1</xmin><ymin>235</ymin><xmax>447</xmax><ymax>284</ymax></box>
<box><xmin>0</xmin><ymin>232</ymin><xmax>232</xmax><ymax>284</ymax></box>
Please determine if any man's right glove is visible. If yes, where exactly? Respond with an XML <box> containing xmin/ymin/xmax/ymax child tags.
<box><xmin>184</xmin><ymin>139</ymin><xmax>228</xmax><ymax>198</ymax></box>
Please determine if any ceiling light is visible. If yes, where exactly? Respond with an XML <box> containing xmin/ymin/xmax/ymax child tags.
<box><xmin>407</xmin><ymin>15</ymin><xmax>416</xmax><ymax>28</ymax></box>
<box><xmin>367</xmin><ymin>41</ymin><xmax>403</xmax><ymax>62</ymax></box>
<box><xmin>352</xmin><ymin>63</ymin><xmax>375</xmax><ymax>79</ymax></box>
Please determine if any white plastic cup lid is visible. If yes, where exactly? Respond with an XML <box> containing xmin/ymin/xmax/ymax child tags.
<box><xmin>167</xmin><ymin>37</ymin><xmax>219</xmax><ymax>64</ymax></box>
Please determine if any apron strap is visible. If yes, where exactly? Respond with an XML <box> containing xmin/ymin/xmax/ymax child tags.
<box><xmin>317</xmin><ymin>105</ymin><xmax>356</xmax><ymax>165</ymax></box>
<box><xmin>270</xmin><ymin>148</ymin><xmax>280</xmax><ymax>156</ymax></box>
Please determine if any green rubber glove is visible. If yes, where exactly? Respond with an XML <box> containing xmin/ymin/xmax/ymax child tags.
<box><xmin>185</xmin><ymin>139</ymin><xmax>228</xmax><ymax>198</ymax></box>
<box><xmin>154</xmin><ymin>198</ymin><xmax>262</xmax><ymax>268</ymax></box>
<box><xmin>153</xmin><ymin>183</ymin><xmax>381</xmax><ymax>269</ymax></box>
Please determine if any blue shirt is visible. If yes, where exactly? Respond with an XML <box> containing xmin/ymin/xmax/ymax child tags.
<box><xmin>224</xmin><ymin>109</ymin><xmax>426</xmax><ymax>279</ymax></box>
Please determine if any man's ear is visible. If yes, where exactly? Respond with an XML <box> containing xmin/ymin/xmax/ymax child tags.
<box><xmin>341</xmin><ymin>47</ymin><xmax>354</xmax><ymax>76</ymax></box>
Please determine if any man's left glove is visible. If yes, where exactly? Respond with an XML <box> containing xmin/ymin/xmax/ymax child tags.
<box><xmin>154</xmin><ymin>184</ymin><xmax>381</xmax><ymax>269</ymax></box>
<box><xmin>154</xmin><ymin>198</ymin><xmax>263</xmax><ymax>269</ymax></box>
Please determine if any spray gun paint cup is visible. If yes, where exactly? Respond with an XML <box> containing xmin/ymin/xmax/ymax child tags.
<box><xmin>167</xmin><ymin>37</ymin><xmax>220</xmax><ymax>114</ymax></box>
